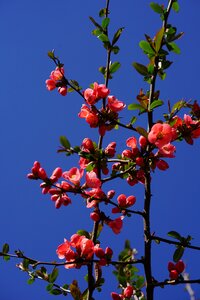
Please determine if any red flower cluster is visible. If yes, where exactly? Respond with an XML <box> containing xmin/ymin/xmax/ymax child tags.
<box><xmin>79</xmin><ymin>82</ymin><xmax>126</xmax><ymax>136</ymax></box>
<box><xmin>45</xmin><ymin>67</ymin><xmax>67</xmax><ymax>96</ymax></box>
<box><xmin>111</xmin><ymin>286</ymin><xmax>134</xmax><ymax>300</ymax></box>
<box><xmin>57</xmin><ymin>233</ymin><xmax>113</xmax><ymax>268</ymax></box>
<box><xmin>112</xmin><ymin>194</ymin><xmax>136</xmax><ymax>213</ymax></box>
<box><xmin>168</xmin><ymin>260</ymin><xmax>185</xmax><ymax>280</ymax></box>
<box><xmin>57</xmin><ymin>234</ymin><xmax>95</xmax><ymax>269</ymax></box>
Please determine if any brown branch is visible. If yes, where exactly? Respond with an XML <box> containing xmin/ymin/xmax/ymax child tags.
<box><xmin>151</xmin><ymin>235</ymin><xmax>200</xmax><ymax>251</ymax></box>
<box><xmin>152</xmin><ymin>279</ymin><xmax>200</xmax><ymax>288</ymax></box>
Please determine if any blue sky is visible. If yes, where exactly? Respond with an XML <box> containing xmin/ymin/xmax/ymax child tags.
<box><xmin>0</xmin><ymin>1</ymin><xmax>200</xmax><ymax>299</ymax></box>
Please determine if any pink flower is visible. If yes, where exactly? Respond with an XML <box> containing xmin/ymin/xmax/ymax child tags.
<box><xmin>123</xmin><ymin>286</ymin><xmax>134</xmax><ymax>298</ymax></box>
<box><xmin>139</xmin><ymin>135</ymin><xmax>148</xmax><ymax>148</ymax></box>
<box><xmin>156</xmin><ymin>159</ymin><xmax>169</xmax><ymax>170</ymax></box>
<box><xmin>63</xmin><ymin>167</ymin><xmax>84</xmax><ymax>185</ymax></box>
<box><xmin>107</xmin><ymin>95</ymin><xmax>126</xmax><ymax>112</ymax></box>
<box><xmin>45</xmin><ymin>79</ymin><xmax>56</xmax><ymax>91</ymax></box>
<box><xmin>84</xmin><ymin>82</ymin><xmax>110</xmax><ymax>105</ymax></box>
<box><xmin>111</xmin><ymin>292</ymin><xmax>123</xmax><ymax>300</ymax></box>
<box><xmin>108</xmin><ymin>216</ymin><xmax>124</xmax><ymax>234</ymax></box>
<box><xmin>158</xmin><ymin>143</ymin><xmax>176</xmax><ymax>158</ymax></box>
<box><xmin>81</xmin><ymin>138</ymin><xmax>94</xmax><ymax>151</ymax></box>
<box><xmin>58</xmin><ymin>86</ymin><xmax>67</xmax><ymax>96</ymax></box>
<box><xmin>105</xmin><ymin>142</ymin><xmax>116</xmax><ymax>157</ymax></box>
<box><xmin>126</xmin><ymin>136</ymin><xmax>137</xmax><ymax>149</ymax></box>
<box><xmin>148</xmin><ymin>123</ymin><xmax>173</xmax><ymax>148</ymax></box>
<box><xmin>79</xmin><ymin>104</ymin><xmax>99</xmax><ymax>127</ymax></box>
<box><xmin>56</xmin><ymin>239</ymin><xmax>71</xmax><ymax>259</ymax></box>
<box><xmin>86</xmin><ymin>171</ymin><xmax>101</xmax><ymax>188</ymax></box>
<box><xmin>50</xmin><ymin>67</ymin><xmax>64</xmax><ymax>81</ymax></box>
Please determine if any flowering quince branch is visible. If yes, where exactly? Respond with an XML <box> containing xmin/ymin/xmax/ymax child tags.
<box><xmin>2</xmin><ymin>0</ymin><xmax>200</xmax><ymax>300</ymax></box>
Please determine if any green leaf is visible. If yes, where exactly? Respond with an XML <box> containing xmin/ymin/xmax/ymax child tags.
<box><xmin>27</xmin><ymin>278</ymin><xmax>35</xmax><ymax>285</ymax></box>
<box><xmin>155</xmin><ymin>27</ymin><xmax>164</xmax><ymax>52</ymax></box>
<box><xmin>168</xmin><ymin>42</ymin><xmax>180</xmax><ymax>54</ymax></box>
<box><xmin>112</xmin><ymin>27</ymin><xmax>124</xmax><ymax>45</ymax></box>
<box><xmin>168</xmin><ymin>231</ymin><xmax>182</xmax><ymax>241</ymax></box>
<box><xmin>150</xmin><ymin>99</ymin><xmax>163</xmax><ymax>110</ymax></box>
<box><xmin>136</xmin><ymin>276</ymin><xmax>145</xmax><ymax>289</ymax></box>
<box><xmin>86</xmin><ymin>163</ymin><xmax>95</xmax><ymax>172</ymax></box>
<box><xmin>92</xmin><ymin>28</ymin><xmax>103</xmax><ymax>37</ymax></box>
<box><xmin>132</xmin><ymin>62</ymin><xmax>148</xmax><ymax>76</ymax></box>
<box><xmin>46</xmin><ymin>283</ymin><xmax>54</xmax><ymax>291</ymax></box>
<box><xmin>67</xmin><ymin>87</ymin><xmax>74</xmax><ymax>93</ymax></box>
<box><xmin>102</xmin><ymin>18</ymin><xmax>110</xmax><ymax>30</ymax></box>
<box><xmin>89</xmin><ymin>17</ymin><xmax>102</xmax><ymax>30</ymax></box>
<box><xmin>128</xmin><ymin>103</ymin><xmax>145</xmax><ymax>111</ymax></box>
<box><xmin>111</xmin><ymin>46</ymin><xmax>120</xmax><ymax>54</ymax></box>
<box><xmin>49</xmin><ymin>268</ymin><xmax>59</xmax><ymax>283</ymax></box>
<box><xmin>60</xmin><ymin>136</ymin><xmax>71</xmax><ymax>149</ymax></box>
<box><xmin>171</xmin><ymin>100</ymin><xmax>186</xmax><ymax>113</ymax></box>
<box><xmin>139</xmin><ymin>40</ymin><xmax>155</xmax><ymax>55</ymax></box>
<box><xmin>3</xmin><ymin>255</ymin><xmax>10</xmax><ymax>261</ymax></box>
<box><xmin>172</xmin><ymin>2</ymin><xmax>180</xmax><ymax>13</ymax></box>
<box><xmin>50</xmin><ymin>289</ymin><xmax>62</xmax><ymax>296</ymax></box>
<box><xmin>136</xmin><ymin>127</ymin><xmax>148</xmax><ymax>138</ymax></box>
<box><xmin>48</xmin><ymin>50</ymin><xmax>55</xmax><ymax>59</ymax></box>
<box><xmin>76</xmin><ymin>230</ymin><xmax>90</xmax><ymax>239</ymax></box>
<box><xmin>2</xmin><ymin>243</ymin><xmax>9</xmax><ymax>254</ymax></box>
<box><xmin>130</xmin><ymin>116</ymin><xmax>137</xmax><ymax>124</ymax></box>
<box><xmin>173</xmin><ymin>246</ymin><xmax>184</xmax><ymax>262</ymax></box>
<box><xmin>99</xmin><ymin>8</ymin><xmax>107</xmax><ymax>18</ymax></box>
<box><xmin>109</xmin><ymin>62</ymin><xmax>121</xmax><ymax>74</ymax></box>
<box><xmin>150</xmin><ymin>2</ymin><xmax>164</xmax><ymax>14</ymax></box>
<box><xmin>99</xmin><ymin>66</ymin><xmax>106</xmax><ymax>76</ymax></box>
<box><xmin>97</xmin><ymin>33</ymin><xmax>109</xmax><ymax>42</ymax></box>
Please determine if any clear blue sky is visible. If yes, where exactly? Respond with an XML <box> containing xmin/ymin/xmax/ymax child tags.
<box><xmin>0</xmin><ymin>1</ymin><xmax>200</xmax><ymax>299</ymax></box>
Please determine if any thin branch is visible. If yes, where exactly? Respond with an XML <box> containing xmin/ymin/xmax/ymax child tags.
<box><xmin>151</xmin><ymin>236</ymin><xmax>200</xmax><ymax>251</ymax></box>
<box><xmin>152</xmin><ymin>279</ymin><xmax>200</xmax><ymax>288</ymax></box>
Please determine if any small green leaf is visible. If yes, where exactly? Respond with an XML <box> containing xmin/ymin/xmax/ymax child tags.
<box><xmin>2</xmin><ymin>243</ymin><xmax>9</xmax><ymax>254</ymax></box>
<box><xmin>168</xmin><ymin>231</ymin><xmax>182</xmax><ymax>241</ymax></box>
<box><xmin>168</xmin><ymin>42</ymin><xmax>180</xmax><ymax>54</ymax></box>
<box><xmin>173</xmin><ymin>246</ymin><xmax>184</xmax><ymax>262</ymax></box>
<box><xmin>99</xmin><ymin>66</ymin><xmax>106</xmax><ymax>75</ymax></box>
<box><xmin>128</xmin><ymin>103</ymin><xmax>145</xmax><ymax>111</ymax></box>
<box><xmin>50</xmin><ymin>289</ymin><xmax>62</xmax><ymax>296</ymax></box>
<box><xmin>136</xmin><ymin>276</ymin><xmax>145</xmax><ymax>289</ymax></box>
<box><xmin>171</xmin><ymin>100</ymin><xmax>186</xmax><ymax>113</ymax></box>
<box><xmin>46</xmin><ymin>283</ymin><xmax>54</xmax><ymax>291</ymax></box>
<box><xmin>112</xmin><ymin>27</ymin><xmax>124</xmax><ymax>45</ymax></box>
<box><xmin>3</xmin><ymin>255</ymin><xmax>10</xmax><ymax>261</ymax></box>
<box><xmin>92</xmin><ymin>28</ymin><xmax>103</xmax><ymax>37</ymax></box>
<box><xmin>60</xmin><ymin>136</ymin><xmax>71</xmax><ymax>149</ymax></box>
<box><xmin>76</xmin><ymin>230</ymin><xmax>90</xmax><ymax>239</ymax></box>
<box><xmin>111</xmin><ymin>46</ymin><xmax>120</xmax><ymax>54</ymax></box>
<box><xmin>150</xmin><ymin>2</ymin><xmax>164</xmax><ymax>14</ymax></box>
<box><xmin>86</xmin><ymin>163</ymin><xmax>95</xmax><ymax>172</ymax></box>
<box><xmin>155</xmin><ymin>27</ymin><xmax>164</xmax><ymax>52</ymax></box>
<box><xmin>136</xmin><ymin>127</ymin><xmax>148</xmax><ymax>138</ymax></box>
<box><xmin>132</xmin><ymin>62</ymin><xmax>148</xmax><ymax>76</ymax></box>
<box><xmin>99</xmin><ymin>8</ymin><xmax>107</xmax><ymax>18</ymax></box>
<box><xmin>48</xmin><ymin>50</ymin><xmax>55</xmax><ymax>59</ymax></box>
<box><xmin>102</xmin><ymin>18</ymin><xmax>110</xmax><ymax>30</ymax></box>
<box><xmin>49</xmin><ymin>268</ymin><xmax>59</xmax><ymax>283</ymax></box>
<box><xmin>89</xmin><ymin>17</ymin><xmax>102</xmax><ymax>30</ymax></box>
<box><xmin>97</xmin><ymin>33</ymin><xmax>109</xmax><ymax>42</ymax></box>
<box><xmin>150</xmin><ymin>99</ymin><xmax>163</xmax><ymax>110</ymax></box>
<box><xmin>130</xmin><ymin>116</ymin><xmax>137</xmax><ymax>124</ymax></box>
<box><xmin>27</xmin><ymin>278</ymin><xmax>35</xmax><ymax>285</ymax></box>
<box><xmin>172</xmin><ymin>2</ymin><xmax>180</xmax><ymax>13</ymax></box>
<box><xmin>139</xmin><ymin>40</ymin><xmax>155</xmax><ymax>55</ymax></box>
<box><xmin>109</xmin><ymin>62</ymin><xmax>121</xmax><ymax>74</ymax></box>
